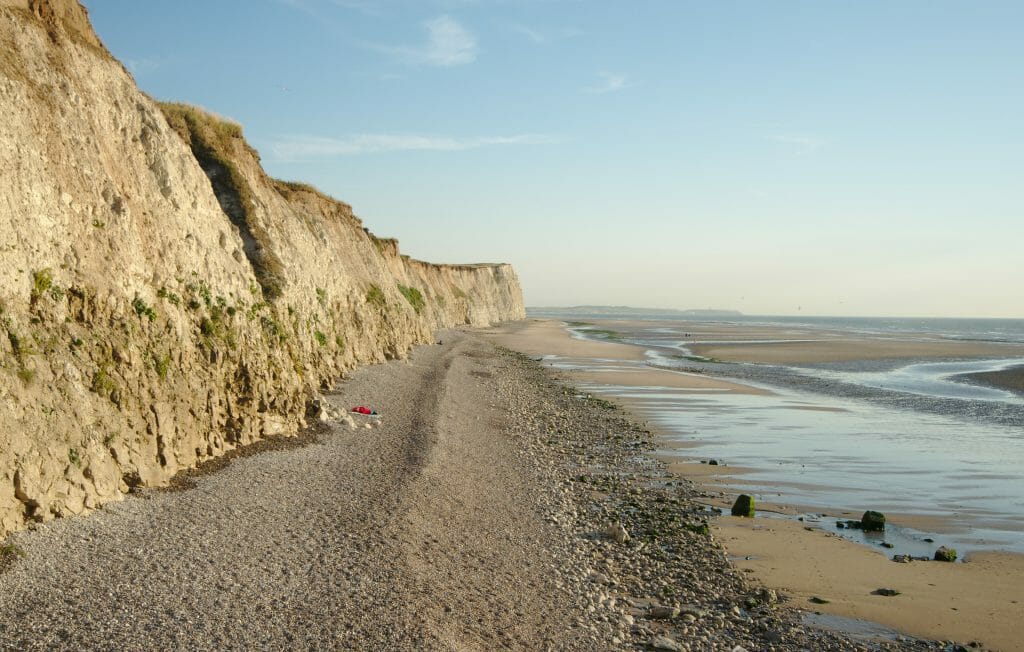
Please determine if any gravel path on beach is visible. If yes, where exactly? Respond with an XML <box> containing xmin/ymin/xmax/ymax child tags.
<box><xmin>0</xmin><ymin>331</ymin><xmax>951</xmax><ymax>650</ymax></box>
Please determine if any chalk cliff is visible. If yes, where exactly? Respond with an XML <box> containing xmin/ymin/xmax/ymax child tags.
<box><xmin>0</xmin><ymin>1</ymin><xmax>524</xmax><ymax>536</ymax></box>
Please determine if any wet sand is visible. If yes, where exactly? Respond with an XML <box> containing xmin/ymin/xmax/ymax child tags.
<box><xmin>485</xmin><ymin>318</ymin><xmax>1024</xmax><ymax>651</ymax></box>
<box><xmin>716</xmin><ymin>518</ymin><xmax>1024</xmax><ymax>652</ymax></box>
<box><xmin>492</xmin><ymin>319</ymin><xmax>770</xmax><ymax>395</ymax></box>
<box><xmin>962</xmin><ymin>365</ymin><xmax>1024</xmax><ymax>395</ymax></box>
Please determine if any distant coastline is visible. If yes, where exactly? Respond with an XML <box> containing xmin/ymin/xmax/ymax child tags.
<box><xmin>528</xmin><ymin>305</ymin><xmax>743</xmax><ymax>318</ymax></box>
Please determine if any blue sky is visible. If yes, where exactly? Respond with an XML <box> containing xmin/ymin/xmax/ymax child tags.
<box><xmin>82</xmin><ymin>1</ymin><xmax>1023</xmax><ymax>317</ymax></box>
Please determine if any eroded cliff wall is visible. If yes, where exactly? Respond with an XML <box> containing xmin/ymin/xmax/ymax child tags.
<box><xmin>0</xmin><ymin>1</ymin><xmax>524</xmax><ymax>537</ymax></box>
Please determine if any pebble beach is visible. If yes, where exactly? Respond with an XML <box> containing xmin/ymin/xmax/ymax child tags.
<box><xmin>0</xmin><ymin>329</ymin><xmax>964</xmax><ymax>650</ymax></box>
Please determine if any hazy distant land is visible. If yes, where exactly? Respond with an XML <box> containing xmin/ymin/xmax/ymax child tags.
<box><xmin>528</xmin><ymin>305</ymin><xmax>743</xmax><ymax>318</ymax></box>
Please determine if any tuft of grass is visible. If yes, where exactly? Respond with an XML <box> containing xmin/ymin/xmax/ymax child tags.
<box><xmin>335</xmin><ymin>334</ymin><xmax>345</xmax><ymax>350</ymax></box>
<box><xmin>30</xmin><ymin>268</ymin><xmax>53</xmax><ymax>305</ymax></box>
<box><xmin>198</xmin><ymin>305</ymin><xmax>238</xmax><ymax>350</ymax></box>
<box><xmin>157</xmin><ymin>286</ymin><xmax>181</xmax><ymax>307</ymax></box>
<box><xmin>365</xmin><ymin>285</ymin><xmax>386</xmax><ymax>309</ymax></box>
<box><xmin>0</xmin><ymin>542</ymin><xmax>26</xmax><ymax>571</ymax></box>
<box><xmin>151</xmin><ymin>351</ymin><xmax>171</xmax><ymax>380</ymax></box>
<box><xmin>313</xmin><ymin>330</ymin><xmax>327</xmax><ymax>347</ymax></box>
<box><xmin>260</xmin><ymin>315</ymin><xmax>286</xmax><ymax>344</ymax></box>
<box><xmin>315</xmin><ymin>287</ymin><xmax>327</xmax><ymax>306</ymax></box>
<box><xmin>7</xmin><ymin>331</ymin><xmax>25</xmax><ymax>359</ymax></box>
<box><xmin>397</xmin><ymin>284</ymin><xmax>425</xmax><ymax>314</ymax></box>
<box><xmin>132</xmin><ymin>296</ymin><xmax>157</xmax><ymax>322</ymax></box>
<box><xmin>68</xmin><ymin>448</ymin><xmax>81</xmax><ymax>468</ymax></box>
<box><xmin>16</xmin><ymin>366</ymin><xmax>35</xmax><ymax>385</ymax></box>
<box><xmin>91</xmin><ymin>363</ymin><xmax>118</xmax><ymax>401</ymax></box>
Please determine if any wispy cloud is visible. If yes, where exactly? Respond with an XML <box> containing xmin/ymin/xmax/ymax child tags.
<box><xmin>584</xmin><ymin>72</ymin><xmax>632</xmax><ymax>94</ymax></box>
<box><xmin>509</xmin><ymin>23</ymin><xmax>582</xmax><ymax>44</ymax></box>
<box><xmin>124</xmin><ymin>57</ymin><xmax>162</xmax><ymax>77</ymax></box>
<box><xmin>510</xmin><ymin>24</ymin><xmax>546</xmax><ymax>43</ymax></box>
<box><xmin>272</xmin><ymin>133</ymin><xmax>557</xmax><ymax>160</ymax></box>
<box><xmin>766</xmin><ymin>134</ymin><xmax>826</xmax><ymax>152</ymax></box>
<box><xmin>329</xmin><ymin>0</ymin><xmax>388</xmax><ymax>15</ymax></box>
<box><xmin>373</xmin><ymin>15</ymin><xmax>478</xmax><ymax>66</ymax></box>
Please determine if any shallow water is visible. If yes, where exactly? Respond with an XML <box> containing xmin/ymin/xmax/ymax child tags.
<box><xmin>553</xmin><ymin>320</ymin><xmax>1024</xmax><ymax>556</ymax></box>
<box><xmin>597</xmin><ymin>381</ymin><xmax>1024</xmax><ymax>554</ymax></box>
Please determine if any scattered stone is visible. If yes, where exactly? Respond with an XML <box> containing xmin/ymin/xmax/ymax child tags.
<box><xmin>934</xmin><ymin>546</ymin><xmax>958</xmax><ymax>562</ymax></box>
<box><xmin>756</xmin><ymin>588</ymin><xmax>777</xmax><ymax>604</ymax></box>
<box><xmin>708</xmin><ymin>459</ymin><xmax>719</xmax><ymax>466</ymax></box>
<box><xmin>730</xmin><ymin>494</ymin><xmax>755</xmax><ymax>517</ymax></box>
<box><xmin>649</xmin><ymin>605</ymin><xmax>680</xmax><ymax>619</ymax></box>
<box><xmin>809</xmin><ymin>596</ymin><xmax>830</xmax><ymax>604</ymax></box>
<box><xmin>861</xmin><ymin>510</ymin><xmax>886</xmax><ymax>532</ymax></box>
<box><xmin>649</xmin><ymin>634</ymin><xmax>683</xmax><ymax>651</ymax></box>
<box><xmin>873</xmin><ymin>588</ymin><xmax>901</xmax><ymax>596</ymax></box>
<box><xmin>605</xmin><ymin>522</ymin><xmax>629</xmax><ymax>544</ymax></box>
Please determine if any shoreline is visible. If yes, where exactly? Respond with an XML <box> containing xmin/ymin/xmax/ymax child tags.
<box><xmin>959</xmin><ymin>365</ymin><xmax>1024</xmax><ymax>395</ymax></box>
<box><xmin>484</xmin><ymin>318</ymin><xmax>1024</xmax><ymax>651</ymax></box>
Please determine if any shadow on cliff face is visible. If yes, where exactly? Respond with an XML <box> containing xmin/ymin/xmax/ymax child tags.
<box><xmin>159</xmin><ymin>102</ymin><xmax>287</xmax><ymax>300</ymax></box>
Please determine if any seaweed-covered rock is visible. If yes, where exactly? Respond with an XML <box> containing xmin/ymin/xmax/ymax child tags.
<box><xmin>861</xmin><ymin>510</ymin><xmax>886</xmax><ymax>532</ymax></box>
<box><xmin>934</xmin><ymin>546</ymin><xmax>957</xmax><ymax>562</ymax></box>
<box><xmin>731</xmin><ymin>494</ymin><xmax>755</xmax><ymax>517</ymax></box>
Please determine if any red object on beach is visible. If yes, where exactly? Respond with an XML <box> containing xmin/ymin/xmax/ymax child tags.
<box><xmin>351</xmin><ymin>406</ymin><xmax>374</xmax><ymax>415</ymax></box>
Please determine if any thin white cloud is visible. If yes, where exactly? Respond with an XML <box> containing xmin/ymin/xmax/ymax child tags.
<box><xmin>272</xmin><ymin>133</ymin><xmax>557</xmax><ymax>160</ymax></box>
<box><xmin>510</xmin><ymin>24</ymin><xmax>546</xmax><ymax>43</ymax></box>
<box><xmin>766</xmin><ymin>134</ymin><xmax>826</xmax><ymax>152</ymax></box>
<box><xmin>124</xmin><ymin>57</ymin><xmax>160</xmax><ymax>76</ymax></box>
<box><xmin>375</xmin><ymin>15</ymin><xmax>478</xmax><ymax>66</ymax></box>
<box><xmin>329</xmin><ymin>0</ymin><xmax>388</xmax><ymax>15</ymax></box>
<box><xmin>584</xmin><ymin>72</ymin><xmax>632</xmax><ymax>94</ymax></box>
<box><xmin>509</xmin><ymin>24</ymin><xmax>582</xmax><ymax>43</ymax></box>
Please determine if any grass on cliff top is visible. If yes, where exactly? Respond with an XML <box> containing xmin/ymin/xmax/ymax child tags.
<box><xmin>158</xmin><ymin>102</ymin><xmax>286</xmax><ymax>300</ymax></box>
<box><xmin>159</xmin><ymin>102</ymin><xmax>242</xmax><ymax>146</ymax></box>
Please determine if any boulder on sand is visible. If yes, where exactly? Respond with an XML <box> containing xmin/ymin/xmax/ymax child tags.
<box><xmin>731</xmin><ymin>494</ymin><xmax>755</xmax><ymax>517</ymax></box>
<box><xmin>934</xmin><ymin>546</ymin><xmax>957</xmax><ymax>562</ymax></box>
<box><xmin>861</xmin><ymin>510</ymin><xmax>886</xmax><ymax>532</ymax></box>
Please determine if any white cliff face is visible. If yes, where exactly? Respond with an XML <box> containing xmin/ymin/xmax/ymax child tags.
<box><xmin>0</xmin><ymin>1</ymin><xmax>524</xmax><ymax>537</ymax></box>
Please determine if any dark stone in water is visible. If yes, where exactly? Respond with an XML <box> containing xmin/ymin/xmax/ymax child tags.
<box><xmin>708</xmin><ymin>459</ymin><xmax>719</xmax><ymax>466</ymax></box>
<box><xmin>879</xmin><ymin>542</ymin><xmax>894</xmax><ymax>549</ymax></box>
<box><xmin>861</xmin><ymin>510</ymin><xmax>886</xmax><ymax>532</ymax></box>
<box><xmin>893</xmin><ymin>554</ymin><xmax>932</xmax><ymax>563</ymax></box>
<box><xmin>731</xmin><ymin>494</ymin><xmax>755</xmax><ymax>517</ymax></box>
<box><xmin>836</xmin><ymin>519</ymin><xmax>861</xmax><ymax>530</ymax></box>
<box><xmin>934</xmin><ymin>546</ymin><xmax>958</xmax><ymax>562</ymax></box>
<box><xmin>923</xmin><ymin>537</ymin><xmax>935</xmax><ymax>543</ymax></box>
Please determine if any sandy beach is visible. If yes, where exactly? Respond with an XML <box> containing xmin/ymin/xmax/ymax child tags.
<box><xmin>485</xmin><ymin>318</ymin><xmax>1024</xmax><ymax>651</ymax></box>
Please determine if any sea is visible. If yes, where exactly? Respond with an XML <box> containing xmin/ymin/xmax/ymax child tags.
<box><xmin>528</xmin><ymin>309</ymin><xmax>1024</xmax><ymax>557</ymax></box>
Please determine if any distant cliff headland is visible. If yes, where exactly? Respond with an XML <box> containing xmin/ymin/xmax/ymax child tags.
<box><xmin>0</xmin><ymin>0</ymin><xmax>524</xmax><ymax>537</ymax></box>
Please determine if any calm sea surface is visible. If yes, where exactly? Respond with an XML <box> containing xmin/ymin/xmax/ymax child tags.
<box><xmin>529</xmin><ymin>310</ymin><xmax>1024</xmax><ymax>555</ymax></box>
